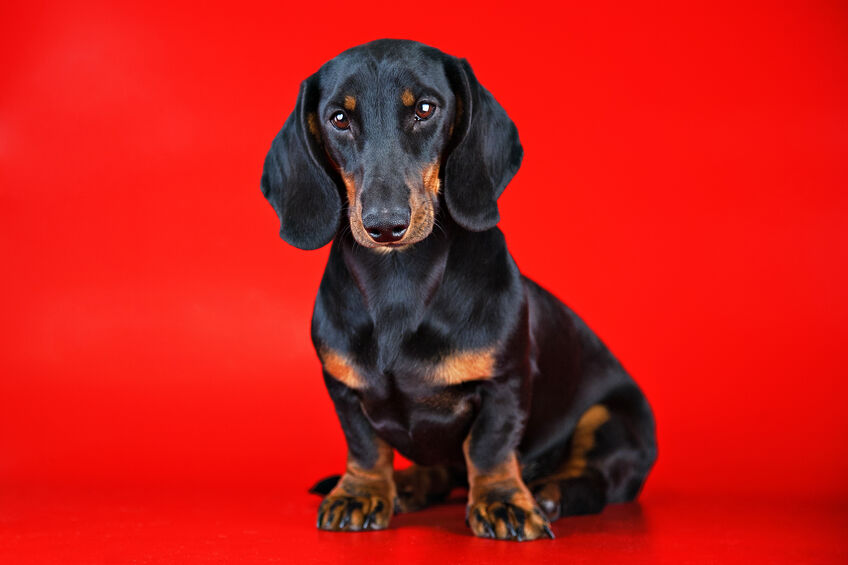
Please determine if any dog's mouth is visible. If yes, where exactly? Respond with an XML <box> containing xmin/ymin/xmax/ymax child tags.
<box><xmin>348</xmin><ymin>200</ymin><xmax>435</xmax><ymax>250</ymax></box>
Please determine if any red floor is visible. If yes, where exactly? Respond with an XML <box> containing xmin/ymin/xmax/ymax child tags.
<box><xmin>1</xmin><ymin>483</ymin><xmax>845</xmax><ymax>564</ymax></box>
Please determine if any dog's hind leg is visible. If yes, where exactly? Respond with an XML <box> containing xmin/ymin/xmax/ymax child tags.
<box><xmin>529</xmin><ymin>390</ymin><xmax>656</xmax><ymax>520</ymax></box>
<box><xmin>394</xmin><ymin>464</ymin><xmax>465</xmax><ymax>512</ymax></box>
<box><xmin>530</xmin><ymin>404</ymin><xmax>612</xmax><ymax>519</ymax></box>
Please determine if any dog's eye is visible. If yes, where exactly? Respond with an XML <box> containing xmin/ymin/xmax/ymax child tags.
<box><xmin>415</xmin><ymin>101</ymin><xmax>435</xmax><ymax>121</ymax></box>
<box><xmin>330</xmin><ymin>111</ymin><xmax>350</xmax><ymax>130</ymax></box>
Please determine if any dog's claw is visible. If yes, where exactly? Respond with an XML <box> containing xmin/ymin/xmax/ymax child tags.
<box><xmin>468</xmin><ymin>500</ymin><xmax>553</xmax><ymax>541</ymax></box>
<box><xmin>317</xmin><ymin>494</ymin><xmax>391</xmax><ymax>532</ymax></box>
<box><xmin>338</xmin><ymin>509</ymin><xmax>351</xmax><ymax>530</ymax></box>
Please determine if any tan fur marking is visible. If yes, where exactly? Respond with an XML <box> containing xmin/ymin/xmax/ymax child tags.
<box><xmin>319</xmin><ymin>347</ymin><xmax>366</xmax><ymax>389</ymax></box>
<box><xmin>340</xmin><ymin>438</ymin><xmax>394</xmax><ymax>485</ymax></box>
<box><xmin>401</xmin><ymin>89</ymin><xmax>415</xmax><ymax>106</ymax></box>
<box><xmin>321</xmin><ymin>438</ymin><xmax>396</xmax><ymax>530</ymax></box>
<box><xmin>562</xmin><ymin>404</ymin><xmax>610</xmax><ymax>477</ymax></box>
<box><xmin>341</xmin><ymin>172</ymin><xmax>356</xmax><ymax>208</ymax></box>
<box><xmin>330</xmin><ymin>439</ymin><xmax>394</xmax><ymax>503</ymax></box>
<box><xmin>348</xmin><ymin>158</ymin><xmax>438</xmax><ymax>251</ymax></box>
<box><xmin>400</xmin><ymin>172</ymin><xmax>435</xmax><ymax>245</ymax></box>
<box><xmin>307</xmin><ymin>112</ymin><xmax>319</xmax><ymax>138</ymax></box>
<box><xmin>332</xmin><ymin>438</ymin><xmax>395</xmax><ymax>506</ymax></box>
<box><xmin>341</xmin><ymin>171</ymin><xmax>382</xmax><ymax>248</ymax></box>
<box><xmin>428</xmin><ymin>348</ymin><xmax>496</xmax><ymax>385</ymax></box>
<box><xmin>464</xmin><ymin>437</ymin><xmax>522</xmax><ymax>488</ymax></box>
<box><xmin>463</xmin><ymin>438</ymin><xmax>549</xmax><ymax>540</ymax></box>
<box><xmin>559</xmin><ymin>404</ymin><xmax>611</xmax><ymax>480</ymax></box>
<box><xmin>344</xmin><ymin>95</ymin><xmax>356</xmax><ymax>111</ymax></box>
<box><xmin>462</xmin><ymin>436</ymin><xmax>536</xmax><ymax>509</ymax></box>
<box><xmin>422</xmin><ymin>162</ymin><xmax>440</xmax><ymax>196</ymax></box>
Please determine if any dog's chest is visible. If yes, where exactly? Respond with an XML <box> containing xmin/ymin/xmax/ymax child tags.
<box><xmin>358</xmin><ymin>374</ymin><xmax>478</xmax><ymax>466</ymax></box>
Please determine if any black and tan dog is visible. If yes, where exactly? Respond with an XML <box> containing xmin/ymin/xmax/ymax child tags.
<box><xmin>261</xmin><ymin>39</ymin><xmax>656</xmax><ymax>541</ymax></box>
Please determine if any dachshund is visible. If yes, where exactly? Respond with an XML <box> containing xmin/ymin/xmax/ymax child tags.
<box><xmin>261</xmin><ymin>39</ymin><xmax>657</xmax><ymax>541</ymax></box>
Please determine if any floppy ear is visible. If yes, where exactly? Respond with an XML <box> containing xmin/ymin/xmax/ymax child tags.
<box><xmin>442</xmin><ymin>57</ymin><xmax>523</xmax><ymax>232</ymax></box>
<box><xmin>261</xmin><ymin>74</ymin><xmax>341</xmax><ymax>250</ymax></box>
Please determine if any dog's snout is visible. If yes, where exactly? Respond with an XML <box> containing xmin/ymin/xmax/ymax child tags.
<box><xmin>362</xmin><ymin>208</ymin><xmax>410</xmax><ymax>243</ymax></box>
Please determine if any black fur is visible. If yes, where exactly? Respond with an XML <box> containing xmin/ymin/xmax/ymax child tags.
<box><xmin>442</xmin><ymin>57</ymin><xmax>523</xmax><ymax>231</ymax></box>
<box><xmin>261</xmin><ymin>39</ymin><xmax>657</xmax><ymax>537</ymax></box>
<box><xmin>261</xmin><ymin>75</ymin><xmax>340</xmax><ymax>250</ymax></box>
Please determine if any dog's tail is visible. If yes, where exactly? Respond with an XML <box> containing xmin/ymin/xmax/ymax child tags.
<box><xmin>308</xmin><ymin>475</ymin><xmax>341</xmax><ymax>495</ymax></box>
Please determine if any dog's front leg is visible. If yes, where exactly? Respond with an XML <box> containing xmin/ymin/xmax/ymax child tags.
<box><xmin>463</xmin><ymin>384</ymin><xmax>554</xmax><ymax>541</ymax></box>
<box><xmin>316</xmin><ymin>374</ymin><xmax>396</xmax><ymax>532</ymax></box>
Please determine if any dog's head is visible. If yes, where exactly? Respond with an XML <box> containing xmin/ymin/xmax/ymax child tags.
<box><xmin>261</xmin><ymin>39</ymin><xmax>522</xmax><ymax>250</ymax></box>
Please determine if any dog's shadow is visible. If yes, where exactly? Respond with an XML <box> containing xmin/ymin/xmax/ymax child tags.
<box><xmin>390</xmin><ymin>492</ymin><xmax>650</xmax><ymax>539</ymax></box>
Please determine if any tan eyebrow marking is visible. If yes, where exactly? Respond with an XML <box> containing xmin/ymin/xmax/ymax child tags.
<box><xmin>344</xmin><ymin>95</ymin><xmax>356</xmax><ymax>111</ymax></box>
<box><xmin>401</xmin><ymin>89</ymin><xmax>415</xmax><ymax>106</ymax></box>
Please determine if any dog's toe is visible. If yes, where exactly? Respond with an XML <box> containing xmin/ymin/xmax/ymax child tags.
<box><xmin>317</xmin><ymin>494</ymin><xmax>392</xmax><ymax>531</ymax></box>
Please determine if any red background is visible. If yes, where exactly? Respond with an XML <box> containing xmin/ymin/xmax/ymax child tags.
<box><xmin>1</xmin><ymin>1</ymin><xmax>847</xmax><ymax>563</ymax></box>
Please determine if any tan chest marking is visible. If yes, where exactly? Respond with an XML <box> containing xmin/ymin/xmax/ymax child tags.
<box><xmin>323</xmin><ymin>344</ymin><xmax>494</xmax><ymax>389</ymax></box>
<box><xmin>319</xmin><ymin>347</ymin><xmax>366</xmax><ymax>390</ymax></box>
<box><xmin>427</xmin><ymin>348</ymin><xmax>496</xmax><ymax>385</ymax></box>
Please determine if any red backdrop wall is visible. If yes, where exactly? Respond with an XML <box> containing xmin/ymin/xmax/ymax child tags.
<box><xmin>2</xmin><ymin>0</ymin><xmax>847</xmax><ymax>504</ymax></box>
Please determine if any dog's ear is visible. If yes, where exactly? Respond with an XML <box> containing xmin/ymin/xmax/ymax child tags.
<box><xmin>261</xmin><ymin>74</ymin><xmax>341</xmax><ymax>250</ymax></box>
<box><xmin>442</xmin><ymin>57</ymin><xmax>523</xmax><ymax>232</ymax></box>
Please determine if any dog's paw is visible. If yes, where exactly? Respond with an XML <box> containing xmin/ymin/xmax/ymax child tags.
<box><xmin>317</xmin><ymin>494</ymin><xmax>392</xmax><ymax>531</ymax></box>
<box><xmin>532</xmin><ymin>480</ymin><xmax>563</xmax><ymax>520</ymax></box>
<box><xmin>394</xmin><ymin>465</ymin><xmax>454</xmax><ymax>513</ymax></box>
<box><xmin>466</xmin><ymin>499</ymin><xmax>554</xmax><ymax>541</ymax></box>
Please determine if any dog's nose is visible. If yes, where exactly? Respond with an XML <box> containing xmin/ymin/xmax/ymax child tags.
<box><xmin>362</xmin><ymin>209</ymin><xmax>410</xmax><ymax>243</ymax></box>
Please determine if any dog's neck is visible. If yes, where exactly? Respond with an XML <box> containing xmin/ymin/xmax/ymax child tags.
<box><xmin>339</xmin><ymin>218</ymin><xmax>453</xmax><ymax>313</ymax></box>
<box><xmin>336</xmin><ymin>214</ymin><xmax>456</xmax><ymax>369</ymax></box>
